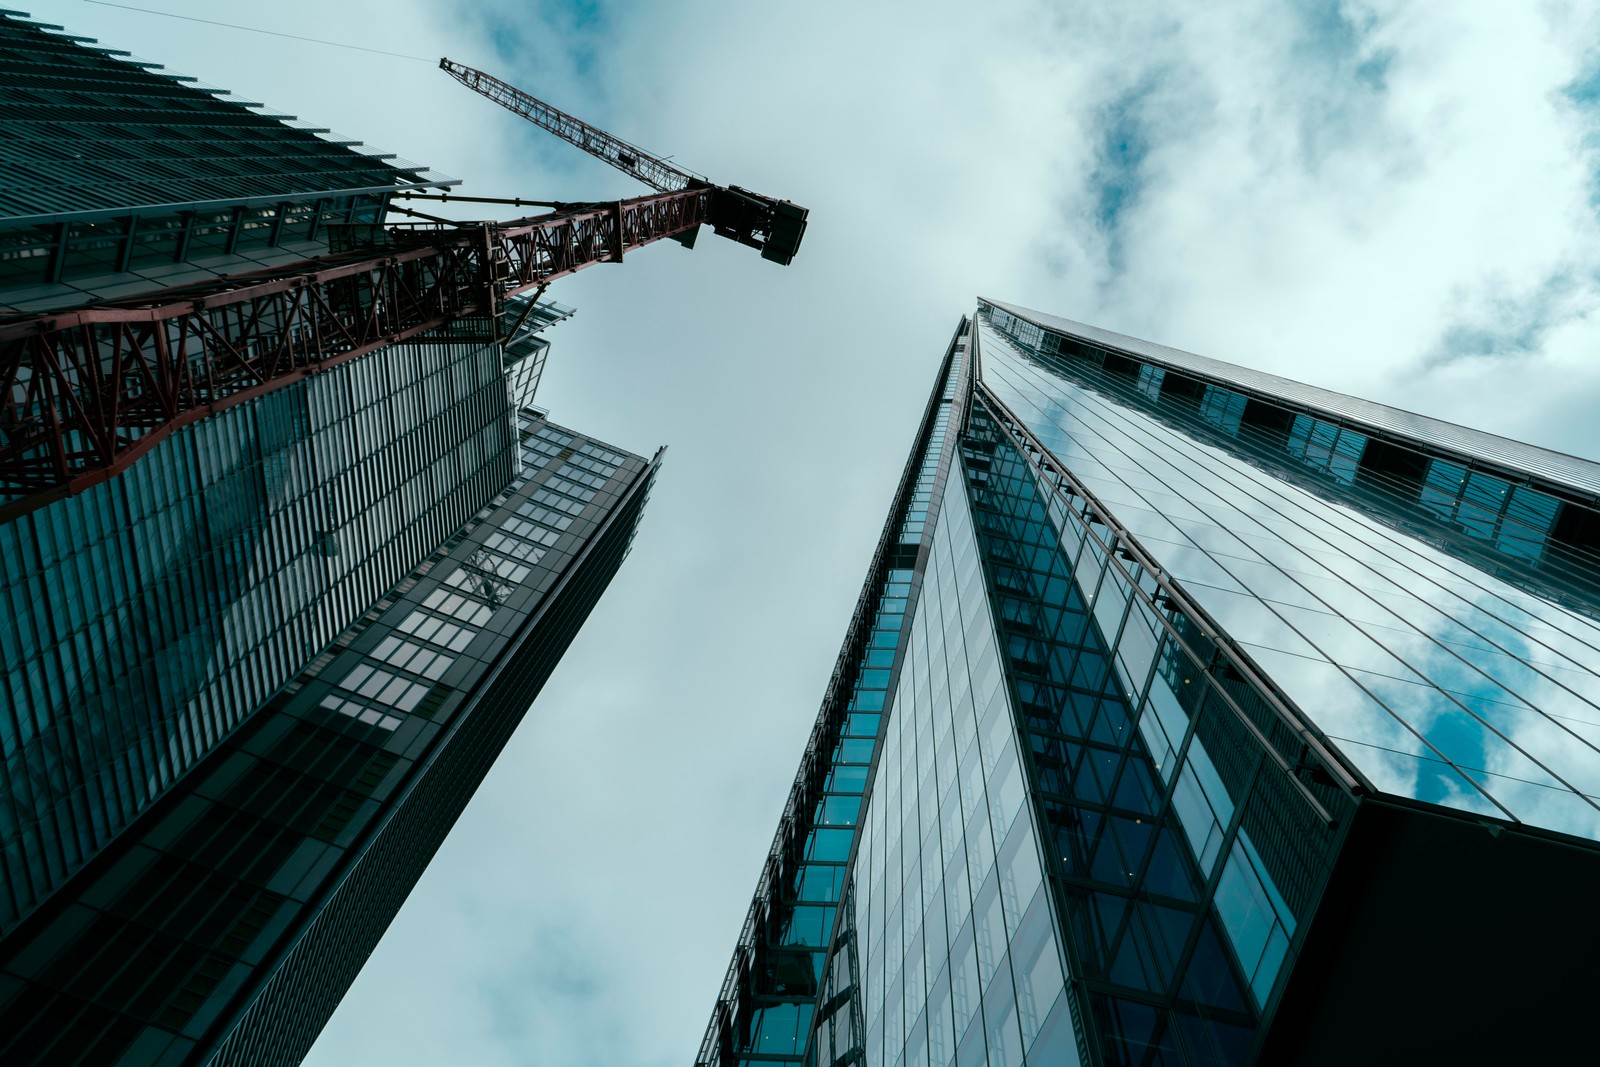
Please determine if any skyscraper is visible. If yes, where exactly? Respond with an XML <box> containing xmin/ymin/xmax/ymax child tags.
<box><xmin>0</xmin><ymin>12</ymin><xmax>658</xmax><ymax>1064</ymax></box>
<box><xmin>698</xmin><ymin>298</ymin><xmax>1600</xmax><ymax>1065</ymax></box>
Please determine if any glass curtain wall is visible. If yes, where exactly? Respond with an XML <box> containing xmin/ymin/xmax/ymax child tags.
<box><xmin>749</xmin><ymin>296</ymin><xmax>1600</xmax><ymax>1067</ymax></box>
<box><xmin>0</xmin><ymin>336</ymin><xmax>514</xmax><ymax>932</ymax></box>
<box><xmin>956</xmin><ymin>388</ymin><xmax>1348</xmax><ymax>1066</ymax></box>
<box><xmin>842</xmin><ymin>446</ymin><xmax>1077</xmax><ymax>1067</ymax></box>
<box><xmin>0</xmin><ymin>413</ymin><xmax>654</xmax><ymax>1066</ymax></box>
<box><xmin>978</xmin><ymin>308</ymin><xmax>1600</xmax><ymax>844</ymax></box>
<box><xmin>807</xmin><ymin>310</ymin><xmax>1379</xmax><ymax>1066</ymax></box>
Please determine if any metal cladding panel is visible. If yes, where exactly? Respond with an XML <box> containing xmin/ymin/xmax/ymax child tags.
<box><xmin>980</xmin><ymin>297</ymin><xmax>1600</xmax><ymax>500</ymax></box>
<box><xmin>0</xmin><ymin>13</ymin><xmax>439</xmax><ymax>222</ymax></box>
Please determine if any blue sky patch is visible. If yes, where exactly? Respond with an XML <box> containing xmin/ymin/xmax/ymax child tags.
<box><xmin>1426</xmin><ymin>271</ymin><xmax>1577</xmax><ymax>368</ymax></box>
<box><xmin>1089</xmin><ymin>85</ymin><xmax>1156</xmax><ymax>273</ymax></box>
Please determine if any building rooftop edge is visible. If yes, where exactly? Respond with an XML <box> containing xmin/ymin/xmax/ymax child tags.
<box><xmin>0</xmin><ymin>176</ymin><xmax>462</xmax><ymax>229</ymax></box>
<box><xmin>979</xmin><ymin>295</ymin><xmax>1600</xmax><ymax>499</ymax></box>
<box><xmin>0</xmin><ymin>9</ymin><xmax>456</xmax><ymax>223</ymax></box>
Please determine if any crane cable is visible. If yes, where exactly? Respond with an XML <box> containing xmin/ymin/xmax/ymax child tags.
<box><xmin>78</xmin><ymin>0</ymin><xmax>434</xmax><ymax>62</ymax></box>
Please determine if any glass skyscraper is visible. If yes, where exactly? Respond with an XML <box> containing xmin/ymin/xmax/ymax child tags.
<box><xmin>698</xmin><ymin>298</ymin><xmax>1600</xmax><ymax>1065</ymax></box>
<box><xmin>0</xmin><ymin>12</ymin><xmax>658</xmax><ymax>1064</ymax></box>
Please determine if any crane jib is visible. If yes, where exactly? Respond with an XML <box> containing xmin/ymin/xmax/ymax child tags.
<box><xmin>439</xmin><ymin>58</ymin><xmax>807</xmax><ymax>265</ymax></box>
<box><xmin>0</xmin><ymin>191</ymin><xmax>712</xmax><ymax>515</ymax></box>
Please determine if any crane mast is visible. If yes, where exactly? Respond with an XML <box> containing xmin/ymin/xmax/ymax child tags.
<box><xmin>440</xmin><ymin>59</ymin><xmax>807</xmax><ymax>266</ymax></box>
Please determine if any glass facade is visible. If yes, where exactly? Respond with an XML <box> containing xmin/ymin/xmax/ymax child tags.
<box><xmin>979</xmin><ymin>304</ymin><xmax>1600</xmax><ymax>841</ymax></box>
<box><xmin>698</xmin><ymin>329</ymin><xmax>972</xmax><ymax>1066</ymax></box>
<box><xmin>982</xmin><ymin>299</ymin><xmax>1600</xmax><ymax>617</ymax></box>
<box><xmin>501</xmin><ymin>297</ymin><xmax>575</xmax><ymax>414</ymax></box>
<box><xmin>0</xmin><ymin>333</ymin><xmax>516</xmax><ymax>932</ymax></box>
<box><xmin>0</xmin><ymin>327</ymin><xmax>518</xmax><ymax>927</ymax></box>
<box><xmin>948</xmin><ymin>392</ymin><xmax>1338</xmax><ymax>1065</ymax></box>
<box><xmin>703</xmin><ymin>298</ymin><xmax>1600</xmax><ymax>1067</ymax></box>
<box><xmin>0</xmin><ymin>411</ymin><xmax>657</xmax><ymax>1065</ymax></box>
<box><xmin>845</xmin><ymin>448</ymin><xmax>1078</xmax><ymax>1067</ymax></box>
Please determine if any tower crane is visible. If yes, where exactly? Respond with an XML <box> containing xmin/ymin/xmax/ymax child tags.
<box><xmin>439</xmin><ymin>60</ymin><xmax>807</xmax><ymax>265</ymax></box>
<box><xmin>0</xmin><ymin>63</ymin><xmax>808</xmax><ymax>517</ymax></box>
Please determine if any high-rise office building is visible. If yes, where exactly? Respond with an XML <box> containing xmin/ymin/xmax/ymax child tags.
<box><xmin>0</xmin><ymin>12</ymin><xmax>658</xmax><ymax>1064</ymax></box>
<box><xmin>698</xmin><ymin>298</ymin><xmax>1600</xmax><ymax>1066</ymax></box>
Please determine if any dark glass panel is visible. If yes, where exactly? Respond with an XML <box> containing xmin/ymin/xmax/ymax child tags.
<box><xmin>60</xmin><ymin>218</ymin><xmax>128</xmax><ymax>278</ymax></box>
<box><xmin>0</xmin><ymin>225</ymin><xmax>56</xmax><ymax>286</ymax></box>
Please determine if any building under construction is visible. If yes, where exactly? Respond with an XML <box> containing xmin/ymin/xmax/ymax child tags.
<box><xmin>0</xmin><ymin>9</ymin><xmax>806</xmax><ymax>1064</ymax></box>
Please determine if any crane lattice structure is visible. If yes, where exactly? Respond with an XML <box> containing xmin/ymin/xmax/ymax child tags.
<box><xmin>442</xmin><ymin>59</ymin><xmax>700</xmax><ymax>194</ymax></box>
<box><xmin>439</xmin><ymin>59</ymin><xmax>807</xmax><ymax>265</ymax></box>
<box><xmin>0</xmin><ymin>62</ymin><xmax>807</xmax><ymax>518</ymax></box>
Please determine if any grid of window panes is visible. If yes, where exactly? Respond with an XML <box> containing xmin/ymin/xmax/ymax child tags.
<box><xmin>961</xmin><ymin>391</ymin><xmax>1353</xmax><ymax>1065</ymax></box>
<box><xmin>316</xmin><ymin>420</ymin><xmax>627</xmax><ymax>734</ymax></box>
<box><xmin>981</xmin><ymin>299</ymin><xmax>1600</xmax><ymax>497</ymax></box>
<box><xmin>507</xmin><ymin>336</ymin><xmax>551</xmax><ymax>414</ymax></box>
<box><xmin>851</xmin><ymin>466</ymin><xmax>1077</xmax><ymax>1067</ymax></box>
<box><xmin>0</xmin><ymin>413</ymin><xmax>653</xmax><ymax>1067</ymax></box>
<box><xmin>0</xmin><ymin>13</ymin><xmax>448</xmax><ymax>314</ymax></box>
<box><xmin>981</xmin><ymin>302</ymin><xmax>1600</xmax><ymax>615</ymax></box>
<box><xmin>0</xmin><ymin>194</ymin><xmax>390</xmax><ymax>298</ymax></box>
<box><xmin>500</xmin><ymin>297</ymin><xmax>572</xmax><ymax>413</ymax></box>
<box><xmin>978</xmin><ymin>310</ymin><xmax>1600</xmax><ymax>842</ymax></box>
<box><xmin>521</xmin><ymin>423</ymin><xmax>577</xmax><ymax>469</ymax></box>
<box><xmin>204</xmin><ymin>428</ymin><xmax>654</xmax><ymax>1067</ymax></box>
<box><xmin>702</xmin><ymin>337</ymin><xmax>974</xmax><ymax>1067</ymax></box>
<box><xmin>771</xmin><ymin>566</ymin><xmax>914</xmax><ymax>1063</ymax></box>
<box><xmin>899</xmin><ymin>354</ymin><xmax>962</xmax><ymax>546</ymax></box>
<box><xmin>0</xmin><ymin>336</ymin><xmax>514</xmax><ymax>932</ymax></box>
<box><xmin>744</xmin><ymin>444</ymin><xmax>950</xmax><ymax>1057</ymax></box>
<box><xmin>809</xmin><ymin>346</ymin><xmax>970</xmax><ymax>1066</ymax></box>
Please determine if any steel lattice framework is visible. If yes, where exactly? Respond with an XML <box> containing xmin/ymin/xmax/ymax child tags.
<box><xmin>0</xmin><ymin>188</ymin><xmax>709</xmax><ymax>515</ymax></box>
<box><xmin>441</xmin><ymin>59</ymin><xmax>696</xmax><ymax>193</ymax></box>
<box><xmin>440</xmin><ymin>58</ymin><xmax>808</xmax><ymax>267</ymax></box>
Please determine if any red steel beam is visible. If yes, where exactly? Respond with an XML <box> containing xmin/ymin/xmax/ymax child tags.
<box><xmin>0</xmin><ymin>188</ymin><xmax>709</xmax><ymax>518</ymax></box>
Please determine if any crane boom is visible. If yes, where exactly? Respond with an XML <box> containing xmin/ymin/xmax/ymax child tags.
<box><xmin>440</xmin><ymin>58</ymin><xmax>695</xmax><ymax>194</ymax></box>
<box><xmin>440</xmin><ymin>58</ymin><xmax>807</xmax><ymax>266</ymax></box>
<box><xmin>0</xmin><ymin>64</ymin><xmax>811</xmax><ymax>516</ymax></box>
<box><xmin>0</xmin><ymin>189</ymin><xmax>710</xmax><ymax>516</ymax></box>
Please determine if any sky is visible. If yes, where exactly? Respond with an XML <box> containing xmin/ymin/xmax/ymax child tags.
<box><xmin>22</xmin><ymin>0</ymin><xmax>1600</xmax><ymax>1063</ymax></box>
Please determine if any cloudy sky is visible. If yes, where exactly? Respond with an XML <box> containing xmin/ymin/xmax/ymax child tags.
<box><xmin>26</xmin><ymin>0</ymin><xmax>1600</xmax><ymax>1062</ymax></box>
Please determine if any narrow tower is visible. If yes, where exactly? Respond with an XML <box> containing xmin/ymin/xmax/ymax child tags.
<box><xmin>699</xmin><ymin>298</ymin><xmax>1600</xmax><ymax>1065</ymax></box>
